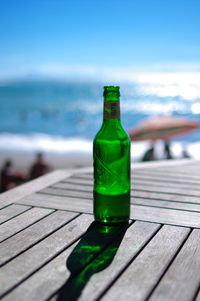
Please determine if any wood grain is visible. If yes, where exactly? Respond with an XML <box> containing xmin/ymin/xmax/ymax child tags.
<box><xmin>17</xmin><ymin>192</ymin><xmax>93</xmax><ymax>214</ymax></box>
<box><xmin>132</xmin><ymin>178</ymin><xmax>200</xmax><ymax>190</ymax></box>
<box><xmin>72</xmin><ymin>221</ymin><xmax>161</xmax><ymax>301</ymax></box>
<box><xmin>0</xmin><ymin>214</ymin><xmax>93</xmax><ymax>298</ymax></box>
<box><xmin>132</xmin><ymin>197</ymin><xmax>200</xmax><ymax>213</ymax></box>
<box><xmin>132</xmin><ymin>183</ymin><xmax>200</xmax><ymax>197</ymax></box>
<box><xmin>132</xmin><ymin>190</ymin><xmax>200</xmax><ymax>204</ymax></box>
<box><xmin>53</xmin><ymin>182</ymin><xmax>92</xmax><ymax>192</ymax></box>
<box><xmin>17</xmin><ymin>193</ymin><xmax>200</xmax><ymax>228</ymax></box>
<box><xmin>195</xmin><ymin>290</ymin><xmax>200</xmax><ymax>301</ymax></box>
<box><xmin>40</xmin><ymin>187</ymin><xmax>92</xmax><ymax>199</ymax></box>
<box><xmin>101</xmin><ymin>225</ymin><xmax>190</xmax><ymax>301</ymax></box>
<box><xmin>63</xmin><ymin>177</ymin><xmax>93</xmax><ymax>186</ymax></box>
<box><xmin>0</xmin><ymin>207</ymin><xmax>53</xmax><ymax>243</ymax></box>
<box><xmin>1</xmin><ymin>220</ymin><xmax>158</xmax><ymax>301</ymax></box>
<box><xmin>0</xmin><ymin>169</ymin><xmax>73</xmax><ymax>208</ymax></box>
<box><xmin>0</xmin><ymin>210</ymin><xmax>78</xmax><ymax>267</ymax></box>
<box><xmin>131</xmin><ymin>204</ymin><xmax>200</xmax><ymax>228</ymax></box>
<box><xmin>149</xmin><ymin>229</ymin><xmax>200</xmax><ymax>301</ymax></box>
<box><xmin>0</xmin><ymin>204</ymin><xmax>31</xmax><ymax>224</ymax></box>
<box><xmin>132</xmin><ymin>172</ymin><xmax>200</xmax><ymax>185</ymax></box>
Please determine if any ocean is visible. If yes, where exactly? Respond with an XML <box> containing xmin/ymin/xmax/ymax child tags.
<box><xmin>0</xmin><ymin>75</ymin><xmax>200</xmax><ymax>169</ymax></box>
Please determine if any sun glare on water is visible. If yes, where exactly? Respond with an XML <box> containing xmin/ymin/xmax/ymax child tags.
<box><xmin>134</xmin><ymin>72</ymin><xmax>200</xmax><ymax>100</ymax></box>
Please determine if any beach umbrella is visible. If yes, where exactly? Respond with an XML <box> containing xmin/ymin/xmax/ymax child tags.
<box><xmin>128</xmin><ymin>116</ymin><xmax>200</xmax><ymax>141</ymax></box>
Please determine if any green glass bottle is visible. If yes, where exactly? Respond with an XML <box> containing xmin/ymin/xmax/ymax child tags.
<box><xmin>93</xmin><ymin>86</ymin><xmax>131</xmax><ymax>223</ymax></box>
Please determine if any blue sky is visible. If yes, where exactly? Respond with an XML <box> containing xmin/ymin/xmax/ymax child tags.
<box><xmin>0</xmin><ymin>0</ymin><xmax>200</xmax><ymax>79</ymax></box>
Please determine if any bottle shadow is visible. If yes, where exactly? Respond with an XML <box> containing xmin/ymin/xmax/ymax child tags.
<box><xmin>56</xmin><ymin>221</ymin><xmax>129</xmax><ymax>301</ymax></box>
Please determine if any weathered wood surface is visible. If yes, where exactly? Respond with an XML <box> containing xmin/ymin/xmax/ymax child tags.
<box><xmin>196</xmin><ymin>290</ymin><xmax>200</xmax><ymax>301</ymax></box>
<box><xmin>0</xmin><ymin>159</ymin><xmax>200</xmax><ymax>301</ymax></box>
<box><xmin>1</xmin><ymin>220</ymin><xmax>160</xmax><ymax>301</ymax></box>
<box><xmin>0</xmin><ymin>207</ymin><xmax>53</xmax><ymax>242</ymax></box>
<box><xmin>46</xmin><ymin>180</ymin><xmax>200</xmax><ymax>212</ymax></box>
<box><xmin>101</xmin><ymin>225</ymin><xmax>190</xmax><ymax>301</ymax></box>
<box><xmin>53</xmin><ymin>178</ymin><xmax>200</xmax><ymax>201</ymax></box>
<box><xmin>18</xmin><ymin>192</ymin><xmax>93</xmax><ymax>214</ymax></box>
<box><xmin>0</xmin><ymin>204</ymin><xmax>31</xmax><ymax>224</ymax></box>
<box><xmin>0</xmin><ymin>210</ymin><xmax>78</xmax><ymax>267</ymax></box>
<box><xmin>148</xmin><ymin>229</ymin><xmax>200</xmax><ymax>301</ymax></box>
<box><xmin>0</xmin><ymin>214</ymin><xmax>93</xmax><ymax>298</ymax></box>
<box><xmin>75</xmin><ymin>171</ymin><xmax>200</xmax><ymax>189</ymax></box>
<box><xmin>14</xmin><ymin>159</ymin><xmax>200</xmax><ymax>228</ymax></box>
<box><xmin>0</xmin><ymin>169</ymin><xmax>73</xmax><ymax>208</ymax></box>
<box><xmin>17</xmin><ymin>193</ymin><xmax>200</xmax><ymax>228</ymax></box>
<box><xmin>63</xmin><ymin>221</ymin><xmax>161</xmax><ymax>301</ymax></box>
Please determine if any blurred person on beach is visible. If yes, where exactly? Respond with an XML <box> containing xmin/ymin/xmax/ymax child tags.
<box><xmin>141</xmin><ymin>144</ymin><xmax>155</xmax><ymax>161</ymax></box>
<box><xmin>164</xmin><ymin>141</ymin><xmax>173</xmax><ymax>159</ymax></box>
<box><xmin>182</xmin><ymin>148</ymin><xmax>190</xmax><ymax>158</ymax></box>
<box><xmin>141</xmin><ymin>140</ymin><xmax>174</xmax><ymax>161</ymax></box>
<box><xmin>0</xmin><ymin>160</ymin><xmax>26</xmax><ymax>192</ymax></box>
<box><xmin>29</xmin><ymin>153</ymin><xmax>51</xmax><ymax>179</ymax></box>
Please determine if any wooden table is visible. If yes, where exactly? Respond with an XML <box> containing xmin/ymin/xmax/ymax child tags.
<box><xmin>0</xmin><ymin>159</ymin><xmax>200</xmax><ymax>301</ymax></box>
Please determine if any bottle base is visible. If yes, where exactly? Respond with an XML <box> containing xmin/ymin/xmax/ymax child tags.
<box><xmin>93</xmin><ymin>191</ymin><xmax>130</xmax><ymax>224</ymax></box>
<box><xmin>95</xmin><ymin>216</ymin><xmax>129</xmax><ymax>224</ymax></box>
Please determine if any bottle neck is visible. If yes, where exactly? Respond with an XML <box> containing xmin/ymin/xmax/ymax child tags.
<box><xmin>103</xmin><ymin>99</ymin><xmax>120</xmax><ymax>121</ymax></box>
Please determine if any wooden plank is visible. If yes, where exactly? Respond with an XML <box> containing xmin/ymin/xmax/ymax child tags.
<box><xmin>132</xmin><ymin>178</ymin><xmax>200</xmax><ymax>190</ymax></box>
<box><xmin>154</xmin><ymin>166</ymin><xmax>200</xmax><ymax>175</ymax></box>
<box><xmin>66</xmin><ymin>174</ymin><xmax>200</xmax><ymax>191</ymax></box>
<box><xmin>63</xmin><ymin>177</ymin><xmax>93</xmax><ymax>186</ymax></box>
<box><xmin>136</xmin><ymin>161</ymin><xmax>200</xmax><ymax>172</ymax></box>
<box><xmin>73</xmin><ymin>165</ymin><xmax>200</xmax><ymax>179</ymax></box>
<box><xmin>0</xmin><ymin>207</ymin><xmax>53</xmax><ymax>243</ymax></box>
<box><xmin>134</xmin><ymin>160</ymin><xmax>200</xmax><ymax>170</ymax></box>
<box><xmin>0</xmin><ymin>210</ymin><xmax>78</xmax><ymax>267</ymax></box>
<box><xmin>45</xmin><ymin>183</ymin><xmax>200</xmax><ymax>212</ymax></box>
<box><xmin>66</xmin><ymin>166</ymin><xmax>93</xmax><ymax>175</ymax></box>
<box><xmin>44</xmin><ymin>182</ymin><xmax>200</xmax><ymax>204</ymax></box>
<box><xmin>149</xmin><ymin>229</ymin><xmax>200</xmax><ymax>301</ymax></box>
<box><xmin>73</xmin><ymin>163</ymin><xmax>200</xmax><ymax>178</ymax></box>
<box><xmin>73</xmin><ymin>173</ymin><xmax>93</xmax><ymax>179</ymax></box>
<box><xmin>131</xmin><ymin>205</ymin><xmax>200</xmax><ymax>228</ymax></box>
<box><xmin>52</xmin><ymin>182</ymin><xmax>92</xmax><ymax>192</ymax></box>
<box><xmin>40</xmin><ymin>187</ymin><xmax>92</xmax><ymax>199</ymax></box>
<box><xmin>132</xmin><ymin>190</ymin><xmax>200</xmax><ymax>205</ymax></box>
<box><xmin>0</xmin><ymin>214</ymin><xmax>94</xmax><ymax>299</ymax></box>
<box><xmin>134</xmin><ymin>169</ymin><xmax>200</xmax><ymax>180</ymax></box>
<box><xmin>17</xmin><ymin>193</ymin><xmax>93</xmax><ymax>213</ymax></box>
<box><xmin>17</xmin><ymin>193</ymin><xmax>200</xmax><ymax>228</ymax></box>
<box><xmin>132</xmin><ymin>186</ymin><xmax>200</xmax><ymax>199</ymax></box>
<box><xmin>195</xmin><ymin>290</ymin><xmax>200</xmax><ymax>301</ymax></box>
<box><xmin>132</xmin><ymin>173</ymin><xmax>200</xmax><ymax>185</ymax></box>
<box><xmin>132</xmin><ymin>183</ymin><xmax>200</xmax><ymax>197</ymax></box>
<box><xmin>132</xmin><ymin>197</ymin><xmax>200</xmax><ymax>213</ymax></box>
<box><xmin>137</xmin><ymin>163</ymin><xmax>200</xmax><ymax>174</ymax></box>
<box><xmin>59</xmin><ymin>221</ymin><xmax>161</xmax><ymax>301</ymax></box>
<box><xmin>0</xmin><ymin>204</ymin><xmax>31</xmax><ymax>224</ymax></box>
<box><xmin>47</xmin><ymin>185</ymin><xmax>200</xmax><ymax>214</ymax></box>
<box><xmin>0</xmin><ymin>169</ymin><xmax>73</xmax><ymax>208</ymax></box>
<box><xmin>101</xmin><ymin>225</ymin><xmax>190</xmax><ymax>301</ymax></box>
<box><xmin>1</xmin><ymin>220</ymin><xmax>159</xmax><ymax>301</ymax></box>
<box><xmin>131</xmin><ymin>159</ymin><xmax>196</xmax><ymax>170</ymax></box>
<box><xmin>0</xmin><ymin>199</ymin><xmax>16</xmax><ymax>210</ymax></box>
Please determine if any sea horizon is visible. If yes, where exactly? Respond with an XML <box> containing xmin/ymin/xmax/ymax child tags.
<box><xmin>0</xmin><ymin>73</ymin><xmax>200</xmax><ymax>169</ymax></box>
